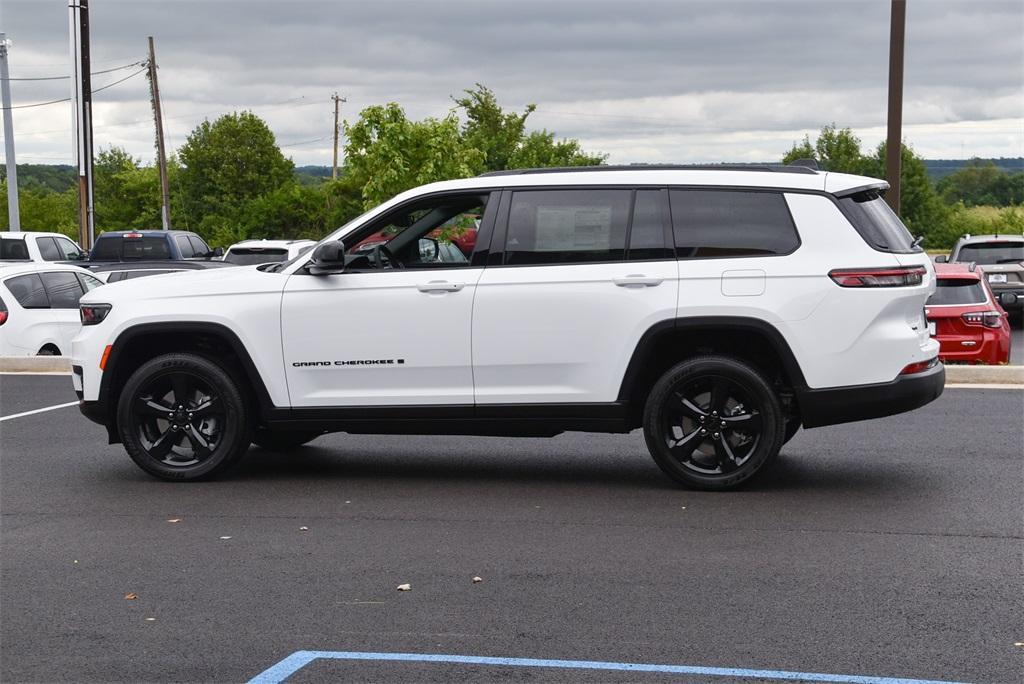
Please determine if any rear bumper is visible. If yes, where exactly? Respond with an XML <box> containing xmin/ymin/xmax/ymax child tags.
<box><xmin>799</xmin><ymin>362</ymin><xmax>945</xmax><ymax>429</ymax></box>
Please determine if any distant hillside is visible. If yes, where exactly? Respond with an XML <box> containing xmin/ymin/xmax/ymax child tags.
<box><xmin>923</xmin><ymin>157</ymin><xmax>1023</xmax><ymax>180</ymax></box>
<box><xmin>0</xmin><ymin>164</ymin><xmax>76</xmax><ymax>193</ymax></box>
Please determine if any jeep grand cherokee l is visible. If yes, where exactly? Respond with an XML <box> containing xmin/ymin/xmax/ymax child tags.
<box><xmin>71</xmin><ymin>165</ymin><xmax>943</xmax><ymax>490</ymax></box>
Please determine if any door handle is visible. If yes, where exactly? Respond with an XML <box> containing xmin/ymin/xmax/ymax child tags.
<box><xmin>416</xmin><ymin>281</ymin><xmax>465</xmax><ymax>293</ymax></box>
<box><xmin>613</xmin><ymin>275</ymin><xmax>663</xmax><ymax>288</ymax></box>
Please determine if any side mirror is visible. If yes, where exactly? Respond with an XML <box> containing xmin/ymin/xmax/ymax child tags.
<box><xmin>934</xmin><ymin>255</ymin><xmax>947</xmax><ymax>263</ymax></box>
<box><xmin>308</xmin><ymin>241</ymin><xmax>346</xmax><ymax>275</ymax></box>
<box><xmin>211</xmin><ymin>247</ymin><xmax>224</xmax><ymax>257</ymax></box>
<box><xmin>999</xmin><ymin>292</ymin><xmax>1017</xmax><ymax>308</ymax></box>
<box><xmin>418</xmin><ymin>237</ymin><xmax>440</xmax><ymax>261</ymax></box>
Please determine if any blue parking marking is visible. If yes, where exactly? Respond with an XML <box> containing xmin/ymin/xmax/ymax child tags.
<box><xmin>247</xmin><ymin>650</ymin><xmax>971</xmax><ymax>684</ymax></box>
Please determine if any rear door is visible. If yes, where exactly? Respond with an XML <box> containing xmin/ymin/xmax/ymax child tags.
<box><xmin>472</xmin><ymin>187</ymin><xmax>678</xmax><ymax>404</ymax></box>
<box><xmin>38</xmin><ymin>271</ymin><xmax>87</xmax><ymax>353</ymax></box>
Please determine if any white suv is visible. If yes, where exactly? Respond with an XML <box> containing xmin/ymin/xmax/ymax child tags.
<box><xmin>71</xmin><ymin>165</ymin><xmax>943</xmax><ymax>489</ymax></box>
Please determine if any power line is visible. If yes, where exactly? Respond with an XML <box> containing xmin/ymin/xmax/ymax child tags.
<box><xmin>1</xmin><ymin>60</ymin><xmax>144</xmax><ymax>82</ymax></box>
<box><xmin>0</xmin><ymin>66</ymin><xmax>147</xmax><ymax>110</ymax></box>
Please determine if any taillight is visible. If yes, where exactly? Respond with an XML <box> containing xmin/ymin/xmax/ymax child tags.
<box><xmin>900</xmin><ymin>357</ymin><xmax>939</xmax><ymax>375</ymax></box>
<box><xmin>829</xmin><ymin>266</ymin><xmax>926</xmax><ymax>287</ymax></box>
<box><xmin>0</xmin><ymin>310</ymin><xmax>7</xmax><ymax>326</ymax></box>
<box><xmin>123</xmin><ymin>232</ymin><xmax>143</xmax><ymax>239</ymax></box>
<box><xmin>80</xmin><ymin>303</ymin><xmax>112</xmax><ymax>325</ymax></box>
<box><xmin>962</xmin><ymin>311</ymin><xmax>1003</xmax><ymax>328</ymax></box>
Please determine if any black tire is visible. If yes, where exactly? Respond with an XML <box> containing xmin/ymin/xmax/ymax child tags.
<box><xmin>642</xmin><ymin>355</ymin><xmax>785</xmax><ymax>490</ymax></box>
<box><xmin>116</xmin><ymin>353</ymin><xmax>252</xmax><ymax>481</ymax></box>
<box><xmin>252</xmin><ymin>428</ymin><xmax>322</xmax><ymax>451</ymax></box>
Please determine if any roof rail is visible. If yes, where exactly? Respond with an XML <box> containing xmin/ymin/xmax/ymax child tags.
<box><xmin>787</xmin><ymin>158</ymin><xmax>819</xmax><ymax>170</ymax></box>
<box><xmin>477</xmin><ymin>163</ymin><xmax>820</xmax><ymax>178</ymax></box>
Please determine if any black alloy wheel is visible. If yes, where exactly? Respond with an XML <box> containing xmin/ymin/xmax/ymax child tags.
<box><xmin>643</xmin><ymin>356</ymin><xmax>784</xmax><ymax>490</ymax></box>
<box><xmin>117</xmin><ymin>353</ymin><xmax>251</xmax><ymax>481</ymax></box>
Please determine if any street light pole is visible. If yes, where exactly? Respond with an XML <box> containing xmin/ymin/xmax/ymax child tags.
<box><xmin>885</xmin><ymin>0</ymin><xmax>907</xmax><ymax>215</ymax></box>
<box><xmin>0</xmin><ymin>33</ymin><xmax>21</xmax><ymax>231</ymax></box>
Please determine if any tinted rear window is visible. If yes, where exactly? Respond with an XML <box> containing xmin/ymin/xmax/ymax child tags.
<box><xmin>224</xmin><ymin>248</ymin><xmax>289</xmax><ymax>265</ymax></box>
<box><xmin>40</xmin><ymin>271</ymin><xmax>85</xmax><ymax>309</ymax></box>
<box><xmin>4</xmin><ymin>274</ymin><xmax>49</xmax><ymax>308</ymax></box>
<box><xmin>837</xmin><ymin>190</ymin><xmax>918</xmax><ymax>253</ymax></box>
<box><xmin>670</xmin><ymin>189</ymin><xmax>799</xmax><ymax>258</ymax></box>
<box><xmin>92</xmin><ymin>235</ymin><xmax>172</xmax><ymax>260</ymax></box>
<box><xmin>927</xmin><ymin>279</ymin><xmax>989</xmax><ymax>306</ymax></box>
<box><xmin>0</xmin><ymin>238</ymin><xmax>30</xmax><ymax>260</ymax></box>
<box><xmin>956</xmin><ymin>241</ymin><xmax>1024</xmax><ymax>265</ymax></box>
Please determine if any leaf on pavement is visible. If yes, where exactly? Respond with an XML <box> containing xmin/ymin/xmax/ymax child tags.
<box><xmin>124</xmin><ymin>593</ymin><xmax>137</xmax><ymax>600</ymax></box>
<box><xmin>396</xmin><ymin>583</ymin><xmax>411</xmax><ymax>591</ymax></box>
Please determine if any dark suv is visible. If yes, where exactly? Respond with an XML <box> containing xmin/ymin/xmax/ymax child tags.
<box><xmin>85</xmin><ymin>230</ymin><xmax>223</xmax><ymax>266</ymax></box>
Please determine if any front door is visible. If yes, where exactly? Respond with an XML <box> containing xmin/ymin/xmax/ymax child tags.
<box><xmin>281</xmin><ymin>191</ymin><xmax>493</xmax><ymax>407</ymax></box>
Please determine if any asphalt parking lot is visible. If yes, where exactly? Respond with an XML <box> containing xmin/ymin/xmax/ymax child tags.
<box><xmin>1</xmin><ymin>375</ymin><xmax>1022</xmax><ymax>683</ymax></box>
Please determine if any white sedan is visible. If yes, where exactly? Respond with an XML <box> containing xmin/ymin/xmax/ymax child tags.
<box><xmin>0</xmin><ymin>263</ymin><xmax>104</xmax><ymax>356</ymax></box>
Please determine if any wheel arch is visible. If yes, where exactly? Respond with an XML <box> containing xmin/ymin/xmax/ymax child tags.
<box><xmin>98</xmin><ymin>322</ymin><xmax>276</xmax><ymax>442</ymax></box>
<box><xmin>617</xmin><ymin>317</ymin><xmax>808</xmax><ymax>428</ymax></box>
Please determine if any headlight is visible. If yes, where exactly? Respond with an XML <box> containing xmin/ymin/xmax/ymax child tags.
<box><xmin>80</xmin><ymin>303</ymin><xmax>112</xmax><ymax>325</ymax></box>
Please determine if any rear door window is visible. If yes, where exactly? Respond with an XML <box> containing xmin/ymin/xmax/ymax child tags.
<box><xmin>504</xmin><ymin>189</ymin><xmax>631</xmax><ymax>265</ymax></box>
<box><xmin>837</xmin><ymin>190</ymin><xmax>919</xmax><ymax>253</ymax></box>
<box><xmin>40</xmin><ymin>272</ymin><xmax>86</xmax><ymax>309</ymax></box>
<box><xmin>4</xmin><ymin>274</ymin><xmax>50</xmax><ymax>308</ymax></box>
<box><xmin>927</xmin><ymin>280</ymin><xmax>989</xmax><ymax>306</ymax></box>
<box><xmin>670</xmin><ymin>189</ymin><xmax>799</xmax><ymax>258</ymax></box>
<box><xmin>35</xmin><ymin>237</ymin><xmax>62</xmax><ymax>261</ymax></box>
<box><xmin>175</xmin><ymin>236</ymin><xmax>195</xmax><ymax>258</ymax></box>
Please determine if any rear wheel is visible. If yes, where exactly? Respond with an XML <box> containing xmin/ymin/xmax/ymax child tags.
<box><xmin>117</xmin><ymin>353</ymin><xmax>251</xmax><ymax>481</ymax></box>
<box><xmin>642</xmin><ymin>355</ymin><xmax>785</xmax><ymax>490</ymax></box>
<box><xmin>252</xmin><ymin>428</ymin><xmax>322</xmax><ymax>451</ymax></box>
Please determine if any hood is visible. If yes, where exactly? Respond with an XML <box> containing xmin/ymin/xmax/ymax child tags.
<box><xmin>81</xmin><ymin>265</ymin><xmax>287</xmax><ymax>305</ymax></box>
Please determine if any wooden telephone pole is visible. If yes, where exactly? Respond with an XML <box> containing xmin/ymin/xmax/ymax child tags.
<box><xmin>885</xmin><ymin>0</ymin><xmax>907</xmax><ymax>214</ymax></box>
<box><xmin>147</xmin><ymin>36</ymin><xmax>171</xmax><ymax>230</ymax></box>
<box><xmin>331</xmin><ymin>92</ymin><xmax>346</xmax><ymax>180</ymax></box>
<box><xmin>69</xmin><ymin>0</ymin><xmax>95</xmax><ymax>249</ymax></box>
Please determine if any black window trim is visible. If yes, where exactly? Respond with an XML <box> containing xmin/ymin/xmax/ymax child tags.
<box><xmin>668</xmin><ymin>186</ymin><xmax>802</xmax><ymax>261</ymax></box>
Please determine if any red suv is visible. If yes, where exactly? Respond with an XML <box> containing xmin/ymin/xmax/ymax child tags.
<box><xmin>926</xmin><ymin>262</ymin><xmax>1011</xmax><ymax>364</ymax></box>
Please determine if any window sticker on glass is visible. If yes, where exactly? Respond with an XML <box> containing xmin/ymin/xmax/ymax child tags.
<box><xmin>534</xmin><ymin>206</ymin><xmax>612</xmax><ymax>251</ymax></box>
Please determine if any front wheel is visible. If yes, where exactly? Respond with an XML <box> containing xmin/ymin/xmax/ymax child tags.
<box><xmin>643</xmin><ymin>355</ymin><xmax>785</xmax><ymax>490</ymax></box>
<box><xmin>116</xmin><ymin>353</ymin><xmax>252</xmax><ymax>481</ymax></box>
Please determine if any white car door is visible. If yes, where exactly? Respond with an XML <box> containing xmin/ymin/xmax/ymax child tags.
<box><xmin>281</xmin><ymin>191</ymin><xmax>493</xmax><ymax>408</ymax></box>
<box><xmin>473</xmin><ymin>188</ymin><xmax>679</xmax><ymax>405</ymax></box>
<box><xmin>38</xmin><ymin>271</ymin><xmax>88</xmax><ymax>355</ymax></box>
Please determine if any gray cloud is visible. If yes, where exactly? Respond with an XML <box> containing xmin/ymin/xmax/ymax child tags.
<box><xmin>3</xmin><ymin>0</ymin><xmax>1022</xmax><ymax>166</ymax></box>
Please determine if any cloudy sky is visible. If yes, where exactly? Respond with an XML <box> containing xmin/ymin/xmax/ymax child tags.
<box><xmin>2</xmin><ymin>0</ymin><xmax>1022</xmax><ymax>168</ymax></box>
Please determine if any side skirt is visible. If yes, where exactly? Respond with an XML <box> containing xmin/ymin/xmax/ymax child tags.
<box><xmin>263</xmin><ymin>403</ymin><xmax>631</xmax><ymax>437</ymax></box>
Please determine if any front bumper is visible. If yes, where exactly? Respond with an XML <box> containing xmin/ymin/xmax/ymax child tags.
<box><xmin>798</xmin><ymin>362</ymin><xmax>945</xmax><ymax>429</ymax></box>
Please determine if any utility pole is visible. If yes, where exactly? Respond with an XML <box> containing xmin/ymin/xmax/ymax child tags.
<box><xmin>0</xmin><ymin>33</ymin><xmax>21</xmax><ymax>231</ymax></box>
<box><xmin>69</xmin><ymin>0</ymin><xmax>95</xmax><ymax>249</ymax></box>
<box><xmin>885</xmin><ymin>0</ymin><xmax>906</xmax><ymax>215</ymax></box>
<box><xmin>147</xmin><ymin>36</ymin><xmax>171</xmax><ymax>230</ymax></box>
<box><xmin>331</xmin><ymin>92</ymin><xmax>346</xmax><ymax>180</ymax></box>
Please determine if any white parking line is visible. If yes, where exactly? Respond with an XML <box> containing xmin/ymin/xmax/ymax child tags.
<box><xmin>0</xmin><ymin>401</ymin><xmax>80</xmax><ymax>422</ymax></box>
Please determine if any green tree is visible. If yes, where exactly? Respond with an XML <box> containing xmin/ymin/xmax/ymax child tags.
<box><xmin>936</xmin><ymin>159</ymin><xmax>1024</xmax><ymax>207</ymax></box>
<box><xmin>861</xmin><ymin>141</ymin><xmax>949</xmax><ymax>243</ymax></box>
<box><xmin>453</xmin><ymin>84</ymin><xmax>606</xmax><ymax>172</ymax></box>
<box><xmin>178</xmin><ymin>111</ymin><xmax>294</xmax><ymax>227</ymax></box>
<box><xmin>344</xmin><ymin>103</ymin><xmax>483</xmax><ymax>209</ymax></box>
<box><xmin>782</xmin><ymin>124</ymin><xmax>869</xmax><ymax>173</ymax></box>
<box><xmin>0</xmin><ymin>183</ymin><xmax>78</xmax><ymax>237</ymax></box>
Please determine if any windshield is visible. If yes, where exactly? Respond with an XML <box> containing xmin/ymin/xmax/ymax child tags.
<box><xmin>956</xmin><ymin>241</ymin><xmax>1024</xmax><ymax>265</ymax></box>
<box><xmin>927</xmin><ymin>279</ymin><xmax>988</xmax><ymax>306</ymax></box>
<box><xmin>224</xmin><ymin>248</ymin><xmax>288</xmax><ymax>265</ymax></box>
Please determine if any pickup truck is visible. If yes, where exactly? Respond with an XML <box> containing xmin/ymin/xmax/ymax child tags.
<box><xmin>84</xmin><ymin>230</ymin><xmax>223</xmax><ymax>265</ymax></box>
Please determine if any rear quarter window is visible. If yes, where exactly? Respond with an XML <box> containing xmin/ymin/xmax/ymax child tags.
<box><xmin>4</xmin><ymin>274</ymin><xmax>50</xmax><ymax>308</ymax></box>
<box><xmin>669</xmin><ymin>189</ymin><xmax>799</xmax><ymax>258</ymax></box>
<box><xmin>837</xmin><ymin>190</ymin><xmax>919</xmax><ymax>253</ymax></box>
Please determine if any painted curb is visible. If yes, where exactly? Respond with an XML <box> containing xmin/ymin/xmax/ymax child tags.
<box><xmin>1</xmin><ymin>356</ymin><xmax>1022</xmax><ymax>385</ymax></box>
<box><xmin>0</xmin><ymin>356</ymin><xmax>73</xmax><ymax>373</ymax></box>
